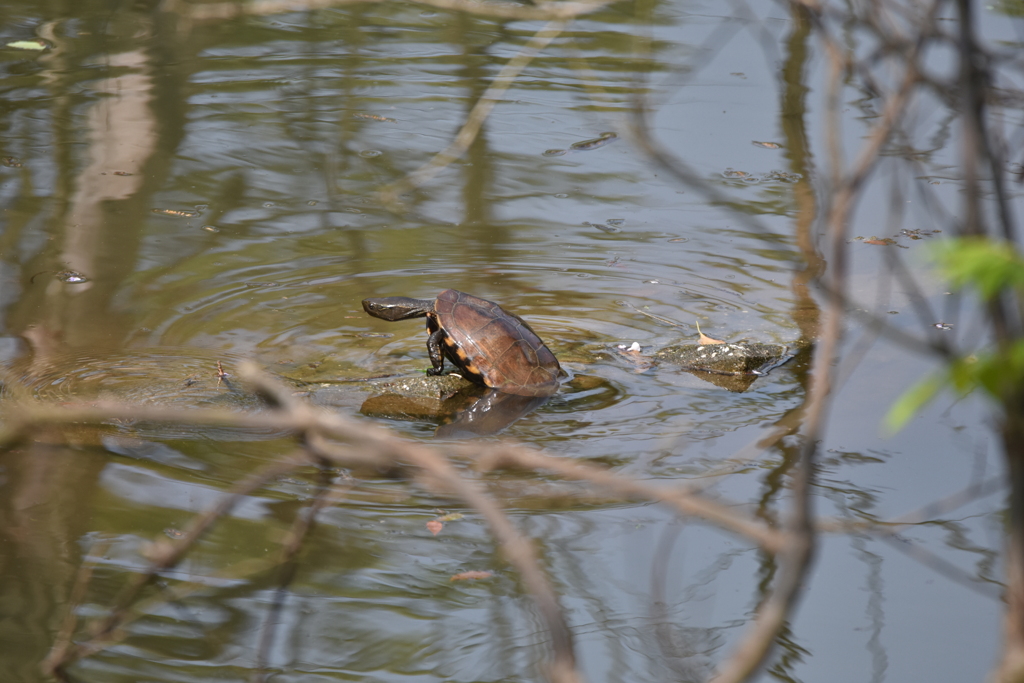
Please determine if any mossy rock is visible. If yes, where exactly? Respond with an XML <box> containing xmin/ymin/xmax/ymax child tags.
<box><xmin>360</xmin><ymin>373</ymin><xmax>479</xmax><ymax>421</ymax></box>
<box><xmin>654</xmin><ymin>342</ymin><xmax>790</xmax><ymax>374</ymax></box>
<box><xmin>651</xmin><ymin>341</ymin><xmax>796</xmax><ymax>392</ymax></box>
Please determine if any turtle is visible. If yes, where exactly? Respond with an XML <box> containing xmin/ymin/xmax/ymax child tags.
<box><xmin>362</xmin><ymin>289</ymin><xmax>561</xmax><ymax>397</ymax></box>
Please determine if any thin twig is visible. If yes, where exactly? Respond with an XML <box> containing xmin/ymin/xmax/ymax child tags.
<box><xmin>243</xmin><ymin>366</ymin><xmax>582</xmax><ymax>682</ymax></box>
<box><xmin>252</xmin><ymin>466</ymin><xmax>350</xmax><ymax>682</ymax></box>
<box><xmin>475</xmin><ymin>445</ymin><xmax>788</xmax><ymax>553</ymax></box>
<box><xmin>44</xmin><ymin>451</ymin><xmax>312</xmax><ymax>671</ymax></box>
<box><xmin>707</xmin><ymin>3</ymin><xmax>939</xmax><ymax>680</ymax></box>
<box><xmin>41</xmin><ymin>539</ymin><xmax>113</xmax><ymax>678</ymax></box>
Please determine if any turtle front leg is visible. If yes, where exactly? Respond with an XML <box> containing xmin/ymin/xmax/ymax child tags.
<box><xmin>425</xmin><ymin>328</ymin><xmax>447</xmax><ymax>376</ymax></box>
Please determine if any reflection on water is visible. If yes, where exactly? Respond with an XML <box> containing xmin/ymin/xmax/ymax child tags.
<box><xmin>7</xmin><ymin>349</ymin><xmax>255</xmax><ymax>406</ymax></box>
<box><xmin>0</xmin><ymin>0</ymin><xmax>1011</xmax><ymax>682</ymax></box>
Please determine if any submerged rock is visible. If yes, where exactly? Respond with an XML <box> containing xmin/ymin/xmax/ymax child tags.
<box><xmin>654</xmin><ymin>341</ymin><xmax>795</xmax><ymax>391</ymax></box>
<box><xmin>360</xmin><ymin>374</ymin><xmax>477</xmax><ymax>421</ymax></box>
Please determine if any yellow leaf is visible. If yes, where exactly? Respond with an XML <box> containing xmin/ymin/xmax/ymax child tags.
<box><xmin>695</xmin><ymin>321</ymin><xmax>725</xmax><ymax>345</ymax></box>
<box><xmin>436</xmin><ymin>512</ymin><xmax>464</xmax><ymax>523</ymax></box>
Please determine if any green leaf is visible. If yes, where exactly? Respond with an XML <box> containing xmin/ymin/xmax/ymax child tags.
<box><xmin>885</xmin><ymin>372</ymin><xmax>946</xmax><ymax>434</ymax></box>
<box><xmin>6</xmin><ymin>40</ymin><xmax>48</xmax><ymax>51</ymax></box>
<box><xmin>962</xmin><ymin>343</ymin><xmax>1024</xmax><ymax>400</ymax></box>
<box><xmin>887</xmin><ymin>239</ymin><xmax>1024</xmax><ymax>433</ymax></box>
<box><xmin>932</xmin><ymin>238</ymin><xmax>1024</xmax><ymax>299</ymax></box>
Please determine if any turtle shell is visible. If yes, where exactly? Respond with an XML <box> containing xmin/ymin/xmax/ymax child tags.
<box><xmin>429</xmin><ymin>289</ymin><xmax>561</xmax><ymax>397</ymax></box>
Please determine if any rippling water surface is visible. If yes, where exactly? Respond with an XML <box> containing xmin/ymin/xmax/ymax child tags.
<box><xmin>0</xmin><ymin>2</ymin><xmax>1016</xmax><ymax>682</ymax></box>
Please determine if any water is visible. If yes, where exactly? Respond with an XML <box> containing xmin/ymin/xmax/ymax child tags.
<box><xmin>0</xmin><ymin>1</ymin><xmax>1016</xmax><ymax>682</ymax></box>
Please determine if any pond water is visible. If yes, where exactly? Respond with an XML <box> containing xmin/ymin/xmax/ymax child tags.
<box><xmin>0</xmin><ymin>1</ymin><xmax>1018</xmax><ymax>682</ymax></box>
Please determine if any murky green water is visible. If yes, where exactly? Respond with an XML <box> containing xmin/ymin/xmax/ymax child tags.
<box><xmin>0</xmin><ymin>1</ymin><xmax>1016</xmax><ymax>682</ymax></box>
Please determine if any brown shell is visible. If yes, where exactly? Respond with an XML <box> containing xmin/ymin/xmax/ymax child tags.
<box><xmin>431</xmin><ymin>289</ymin><xmax>561</xmax><ymax>397</ymax></box>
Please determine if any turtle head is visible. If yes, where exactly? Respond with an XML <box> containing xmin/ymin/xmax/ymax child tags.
<box><xmin>362</xmin><ymin>296</ymin><xmax>433</xmax><ymax>321</ymax></box>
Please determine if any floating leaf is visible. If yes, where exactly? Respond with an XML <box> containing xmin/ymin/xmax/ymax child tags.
<box><xmin>569</xmin><ymin>132</ymin><xmax>617</xmax><ymax>151</ymax></box>
<box><xmin>763</xmin><ymin>169</ymin><xmax>802</xmax><ymax>182</ymax></box>
<box><xmin>695</xmin><ymin>321</ymin><xmax>725</xmax><ymax>345</ymax></box>
<box><xmin>152</xmin><ymin>208</ymin><xmax>200</xmax><ymax>218</ymax></box>
<box><xmin>426</xmin><ymin>520</ymin><xmax>443</xmax><ymax>535</ymax></box>
<box><xmin>864</xmin><ymin>239</ymin><xmax>893</xmax><ymax>246</ymax></box>
<box><xmin>353</xmin><ymin>113</ymin><xmax>396</xmax><ymax>123</ymax></box>
<box><xmin>7</xmin><ymin>39</ymin><xmax>48</xmax><ymax>51</ymax></box>
<box><xmin>450</xmin><ymin>571</ymin><xmax>493</xmax><ymax>582</ymax></box>
<box><xmin>436</xmin><ymin>512</ymin><xmax>464</xmax><ymax>523</ymax></box>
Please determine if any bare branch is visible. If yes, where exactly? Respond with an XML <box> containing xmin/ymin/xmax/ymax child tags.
<box><xmin>474</xmin><ymin>445</ymin><xmax>788</xmax><ymax>553</ymax></box>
